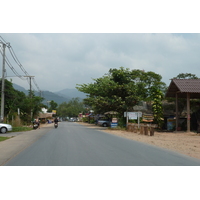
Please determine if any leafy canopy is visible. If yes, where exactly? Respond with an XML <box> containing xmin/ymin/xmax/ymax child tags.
<box><xmin>76</xmin><ymin>67</ymin><xmax>166</xmax><ymax>116</ymax></box>
<box><xmin>0</xmin><ymin>79</ymin><xmax>45</xmax><ymax>123</ymax></box>
<box><xmin>57</xmin><ymin>98</ymin><xmax>86</xmax><ymax>118</ymax></box>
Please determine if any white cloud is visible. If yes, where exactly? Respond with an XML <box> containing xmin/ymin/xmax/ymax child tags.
<box><xmin>1</xmin><ymin>33</ymin><xmax>200</xmax><ymax>92</ymax></box>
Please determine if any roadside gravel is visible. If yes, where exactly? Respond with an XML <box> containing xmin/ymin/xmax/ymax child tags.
<box><xmin>78</xmin><ymin>122</ymin><xmax>200</xmax><ymax>160</ymax></box>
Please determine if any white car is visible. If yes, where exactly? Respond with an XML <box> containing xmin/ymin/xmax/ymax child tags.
<box><xmin>0</xmin><ymin>123</ymin><xmax>12</xmax><ymax>133</ymax></box>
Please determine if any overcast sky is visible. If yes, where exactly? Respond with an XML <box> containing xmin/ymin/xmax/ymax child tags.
<box><xmin>1</xmin><ymin>1</ymin><xmax>200</xmax><ymax>93</ymax></box>
<box><xmin>1</xmin><ymin>33</ymin><xmax>200</xmax><ymax>92</ymax></box>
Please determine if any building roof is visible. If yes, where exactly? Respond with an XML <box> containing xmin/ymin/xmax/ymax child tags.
<box><xmin>39</xmin><ymin>112</ymin><xmax>53</xmax><ymax>118</ymax></box>
<box><xmin>165</xmin><ymin>79</ymin><xmax>200</xmax><ymax>98</ymax></box>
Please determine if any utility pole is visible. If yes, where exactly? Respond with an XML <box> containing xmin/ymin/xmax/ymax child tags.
<box><xmin>24</xmin><ymin>76</ymin><xmax>34</xmax><ymax>98</ymax></box>
<box><xmin>1</xmin><ymin>43</ymin><xmax>6</xmax><ymax>122</ymax></box>
<box><xmin>24</xmin><ymin>76</ymin><xmax>35</xmax><ymax>121</ymax></box>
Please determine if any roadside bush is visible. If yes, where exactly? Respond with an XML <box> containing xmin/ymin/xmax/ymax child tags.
<box><xmin>118</xmin><ymin>117</ymin><xmax>126</xmax><ymax>128</ymax></box>
<box><xmin>12</xmin><ymin>126</ymin><xmax>32</xmax><ymax>132</ymax></box>
<box><xmin>82</xmin><ymin>117</ymin><xmax>88</xmax><ymax>123</ymax></box>
<box><xmin>89</xmin><ymin>119</ymin><xmax>95</xmax><ymax>124</ymax></box>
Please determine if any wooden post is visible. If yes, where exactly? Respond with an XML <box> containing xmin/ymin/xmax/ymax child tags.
<box><xmin>127</xmin><ymin>123</ymin><xmax>131</xmax><ymax>132</ymax></box>
<box><xmin>150</xmin><ymin>127</ymin><xmax>154</xmax><ymax>136</ymax></box>
<box><xmin>187</xmin><ymin>92</ymin><xmax>190</xmax><ymax>132</ymax></box>
<box><xmin>140</xmin><ymin>125</ymin><xmax>144</xmax><ymax>134</ymax></box>
<box><xmin>176</xmin><ymin>92</ymin><xmax>179</xmax><ymax>131</ymax></box>
<box><xmin>144</xmin><ymin>125</ymin><xmax>148</xmax><ymax>135</ymax></box>
<box><xmin>133</xmin><ymin>124</ymin><xmax>137</xmax><ymax>133</ymax></box>
<box><xmin>131</xmin><ymin>124</ymin><xmax>134</xmax><ymax>132</ymax></box>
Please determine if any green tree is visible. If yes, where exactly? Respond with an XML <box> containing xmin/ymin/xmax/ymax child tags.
<box><xmin>19</xmin><ymin>91</ymin><xmax>45</xmax><ymax>123</ymax></box>
<box><xmin>47</xmin><ymin>100</ymin><xmax>58</xmax><ymax>112</ymax></box>
<box><xmin>0</xmin><ymin>79</ymin><xmax>45</xmax><ymax>124</ymax></box>
<box><xmin>77</xmin><ymin>68</ymin><xmax>139</xmax><ymax>115</ymax></box>
<box><xmin>151</xmin><ymin>88</ymin><xmax>164</xmax><ymax>128</ymax></box>
<box><xmin>173</xmin><ymin>73</ymin><xmax>198</xmax><ymax>79</ymax></box>
<box><xmin>76</xmin><ymin>67</ymin><xmax>166</xmax><ymax>120</ymax></box>
<box><xmin>0</xmin><ymin>79</ymin><xmax>17</xmax><ymax>118</ymax></box>
<box><xmin>57</xmin><ymin>98</ymin><xmax>86</xmax><ymax>118</ymax></box>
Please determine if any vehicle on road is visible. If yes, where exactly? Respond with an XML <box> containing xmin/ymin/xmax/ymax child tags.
<box><xmin>33</xmin><ymin>123</ymin><xmax>39</xmax><ymax>129</ymax></box>
<box><xmin>69</xmin><ymin>118</ymin><xmax>76</xmax><ymax>122</ymax></box>
<box><xmin>0</xmin><ymin>123</ymin><xmax>13</xmax><ymax>133</ymax></box>
<box><xmin>97</xmin><ymin>118</ymin><xmax>111</xmax><ymax>127</ymax></box>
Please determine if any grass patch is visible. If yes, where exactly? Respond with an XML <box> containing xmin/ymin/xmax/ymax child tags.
<box><xmin>12</xmin><ymin>126</ymin><xmax>33</xmax><ymax>132</ymax></box>
<box><xmin>0</xmin><ymin>136</ymin><xmax>11</xmax><ymax>142</ymax></box>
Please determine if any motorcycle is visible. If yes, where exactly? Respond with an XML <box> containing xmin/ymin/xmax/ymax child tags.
<box><xmin>54</xmin><ymin>123</ymin><xmax>58</xmax><ymax>128</ymax></box>
<box><xmin>33</xmin><ymin>122</ymin><xmax>39</xmax><ymax>129</ymax></box>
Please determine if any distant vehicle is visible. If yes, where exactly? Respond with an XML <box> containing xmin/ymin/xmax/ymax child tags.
<box><xmin>97</xmin><ymin>118</ymin><xmax>111</xmax><ymax>127</ymax></box>
<box><xmin>69</xmin><ymin>118</ymin><xmax>76</xmax><ymax>122</ymax></box>
<box><xmin>0</xmin><ymin>123</ymin><xmax>13</xmax><ymax>133</ymax></box>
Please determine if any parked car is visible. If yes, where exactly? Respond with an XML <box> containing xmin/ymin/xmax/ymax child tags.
<box><xmin>97</xmin><ymin>118</ymin><xmax>111</xmax><ymax>127</ymax></box>
<box><xmin>0</xmin><ymin>123</ymin><xmax>12</xmax><ymax>133</ymax></box>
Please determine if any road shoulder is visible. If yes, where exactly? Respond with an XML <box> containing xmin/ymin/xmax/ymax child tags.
<box><xmin>0</xmin><ymin>124</ymin><xmax>53</xmax><ymax>166</ymax></box>
<box><xmin>77</xmin><ymin>122</ymin><xmax>200</xmax><ymax>160</ymax></box>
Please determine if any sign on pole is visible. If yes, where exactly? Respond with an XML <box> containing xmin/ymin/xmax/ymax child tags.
<box><xmin>124</xmin><ymin>112</ymin><xmax>142</xmax><ymax>128</ymax></box>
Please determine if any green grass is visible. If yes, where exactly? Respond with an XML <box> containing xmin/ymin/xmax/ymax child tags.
<box><xmin>0</xmin><ymin>136</ymin><xmax>11</xmax><ymax>142</ymax></box>
<box><xmin>12</xmin><ymin>126</ymin><xmax>33</xmax><ymax>132</ymax></box>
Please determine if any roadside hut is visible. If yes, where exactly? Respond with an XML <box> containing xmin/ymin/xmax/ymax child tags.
<box><xmin>165</xmin><ymin>79</ymin><xmax>200</xmax><ymax>132</ymax></box>
<box><xmin>38</xmin><ymin>112</ymin><xmax>54</xmax><ymax>123</ymax></box>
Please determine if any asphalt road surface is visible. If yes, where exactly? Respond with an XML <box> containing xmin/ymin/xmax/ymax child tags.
<box><xmin>4</xmin><ymin>122</ymin><xmax>200</xmax><ymax>166</ymax></box>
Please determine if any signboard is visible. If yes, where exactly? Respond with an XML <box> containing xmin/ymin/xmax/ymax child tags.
<box><xmin>124</xmin><ymin>112</ymin><xmax>143</xmax><ymax>128</ymax></box>
<box><xmin>52</xmin><ymin>110</ymin><xmax>56</xmax><ymax>114</ymax></box>
<box><xmin>111</xmin><ymin>123</ymin><xmax>118</xmax><ymax>128</ymax></box>
<box><xmin>112</xmin><ymin>118</ymin><xmax>118</xmax><ymax>123</ymax></box>
<box><xmin>124</xmin><ymin>112</ymin><xmax>142</xmax><ymax>119</ymax></box>
<box><xmin>167</xmin><ymin>118</ymin><xmax>175</xmax><ymax>131</ymax></box>
<box><xmin>129</xmin><ymin>112</ymin><xmax>137</xmax><ymax>119</ymax></box>
<box><xmin>142</xmin><ymin>114</ymin><xmax>154</xmax><ymax>122</ymax></box>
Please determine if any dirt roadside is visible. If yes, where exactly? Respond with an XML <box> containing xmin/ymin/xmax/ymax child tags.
<box><xmin>78</xmin><ymin>122</ymin><xmax>200</xmax><ymax>160</ymax></box>
<box><xmin>0</xmin><ymin>123</ymin><xmax>54</xmax><ymax>166</ymax></box>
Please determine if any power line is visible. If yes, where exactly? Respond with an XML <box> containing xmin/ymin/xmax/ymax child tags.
<box><xmin>8</xmin><ymin>45</ymin><xmax>29</xmax><ymax>76</ymax></box>
<box><xmin>0</xmin><ymin>47</ymin><xmax>26</xmax><ymax>80</ymax></box>
<box><xmin>0</xmin><ymin>35</ymin><xmax>41</xmax><ymax>92</ymax></box>
<box><xmin>0</xmin><ymin>36</ymin><xmax>7</xmax><ymax>44</ymax></box>
<box><xmin>32</xmin><ymin>77</ymin><xmax>40</xmax><ymax>91</ymax></box>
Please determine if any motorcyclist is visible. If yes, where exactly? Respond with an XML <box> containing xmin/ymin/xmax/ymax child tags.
<box><xmin>54</xmin><ymin>117</ymin><xmax>59</xmax><ymax>127</ymax></box>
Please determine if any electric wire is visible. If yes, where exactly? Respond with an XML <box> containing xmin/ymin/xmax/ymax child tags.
<box><xmin>0</xmin><ymin>48</ymin><xmax>26</xmax><ymax>80</ymax></box>
<box><xmin>0</xmin><ymin>35</ymin><xmax>41</xmax><ymax>92</ymax></box>
<box><xmin>8</xmin><ymin>46</ymin><xmax>29</xmax><ymax>76</ymax></box>
<box><xmin>32</xmin><ymin>77</ymin><xmax>40</xmax><ymax>91</ymax></box>
<box><xmin>0</xmin><ymin>36</ymin><xmax>7</xmax><ymax>44</ymax></box>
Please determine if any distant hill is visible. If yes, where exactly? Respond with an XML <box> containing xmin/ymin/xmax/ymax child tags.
<box><xmin>39</xmin><ymin>91</ymin><xmax>70</xmax><ymax>105</ymax></box>
<box><xmin>13</xmin><ymin>84</ymin><xmax>27</xmax><ymax>94</ymax></box>
<box><xmin>12</xmin><ymin>83</ymin><xmax>86</xmax><ymax>105</ymax></box>
<box><xmin>55</xmin><ymin>88</ymin><xmax>86</xmax><ymax>99</ymax></box>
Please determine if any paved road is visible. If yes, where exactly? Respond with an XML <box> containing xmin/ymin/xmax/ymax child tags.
<box><xmin>2</xmin><ymin>122</ymin><xmax>200</xmax><ymax>166</ymax></box>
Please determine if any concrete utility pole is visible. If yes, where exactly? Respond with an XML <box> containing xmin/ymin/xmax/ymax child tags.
<box><xmin>24</xmin><ymin>76</ymin><xmax>35</xmax><ymax>120</ymax></box>
<box><xmin>24</xmin><ymin>76</ymin><xmax>34</xmax><ymax>98</ymax></box>
<box><xmin>1</xmin><ymin>43</ymin><xmax>6</xmax><ymax>122</ymax></box>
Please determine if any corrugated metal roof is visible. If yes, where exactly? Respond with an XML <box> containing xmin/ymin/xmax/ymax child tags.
<box><xmin>165</xmin><ymin>79</ymin><xmax>200</xmax><ymax>98</ymax></box>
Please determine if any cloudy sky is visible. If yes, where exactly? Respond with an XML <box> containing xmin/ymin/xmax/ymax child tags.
<box><xmin>1</xmin><ymin>1</ymin><xmax>200</xmax><ymax>93</ymax></box>
<box><xmin>1</xmin><ymin>33</ymin><xmax>200</xmax><ymax>92</ymax></box>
